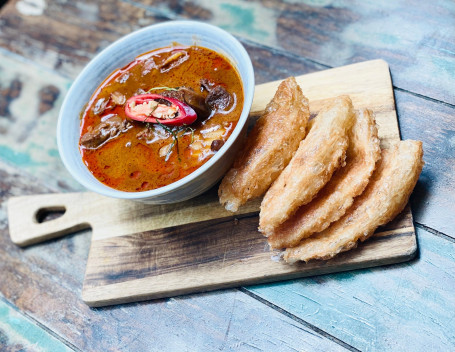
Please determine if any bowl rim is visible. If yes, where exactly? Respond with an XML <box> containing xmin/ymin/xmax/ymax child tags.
<box><xmin>57</xmin><ymin>20</ymin><xmax>255</xmax><ymax>199</ymax></box>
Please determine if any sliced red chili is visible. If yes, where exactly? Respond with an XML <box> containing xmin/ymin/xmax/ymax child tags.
<box><xmin>125</xmin><ymin>94</ymin><xmax>197</xmax><ymax>126</ymax></box>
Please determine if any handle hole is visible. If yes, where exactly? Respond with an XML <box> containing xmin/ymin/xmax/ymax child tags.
<box><xmin>36</xmin><ymin>206</ymin><xmax>66</xmax><ymax>223</ymax></box>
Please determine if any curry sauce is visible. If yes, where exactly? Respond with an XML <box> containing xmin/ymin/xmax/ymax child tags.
<box><xmin>79</xmin><ymin>45</ymin><xmax>244</xmax><ymax>192</ymax></box>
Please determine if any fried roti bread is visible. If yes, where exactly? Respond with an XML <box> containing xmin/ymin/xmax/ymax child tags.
<box><xmin>219</xmin><ymin>77</ymin><xmax>309</xmax><ymax>212</ymax></box>
<box><xmin>284</xmin><ymin>140</ymin><xmax>424</xmax><ymax>263</ymax></box>
<box><xmin>268</xmin><ymin>109</ymin><xmax>381</xmax><ymax>249</ymax></box>
<box><xmin>259</xmin><ymin>96</ymin><xmax>355</xmax><ymax>234</ymax></box>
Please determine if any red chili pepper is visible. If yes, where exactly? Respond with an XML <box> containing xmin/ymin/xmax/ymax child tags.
<box><xmin>125</xmin><ymin>94</ymin><xmax>197</xmax><ymax>126</ymax></box>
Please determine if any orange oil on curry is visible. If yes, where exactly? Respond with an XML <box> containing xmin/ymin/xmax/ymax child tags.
<box><xmin>79</xmin><ymin>45</ymin><xmax>244</xmax><ymax>192</ymax></box>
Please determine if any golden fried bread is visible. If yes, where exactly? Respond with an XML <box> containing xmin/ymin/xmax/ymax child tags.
<box><xmin>259</xmin><ymin>96</ymin><xmax>355</xmax><ymax>235</ymax></box>
<box><xmin>284</xmin><ymin>140</ymin><xmax>424</xmax><ymax>263</ymax></box>
<box><xmin>268</xmin><ymin>109</ymin><xmax>381</xmax><ymax>249</ymax></box>
<box><xmin>219</xmin><ymin>77</ymin><xmax>309</xmax><ymax>211</ymax></box>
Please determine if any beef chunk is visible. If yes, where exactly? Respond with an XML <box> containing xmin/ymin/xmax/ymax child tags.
<box><xmin>210</xmin><ymin>139</ymin><xmax>224</xmax><ymax>152</ymax></box>
<box><xmin>161</xmin><ymin>89</ymin><xmax>185</xmax><ymax>101</ymax></box>
<box><xmin>206</xmin><ymin>85</ymin><xmax>231</xmax><ymax>111</ymax></box>
<box><xmin>81</xmin><ymin>116</ymin><xmax>132</xmax><ymax>149</ymax></box>
<box><xmin>162</xmin><ymin>87</ymin><xmax>210</xmax><ymax>119</ymax></box>
<box><xmin>180</xmin><ymin>88</ymin><xmax>211</xmax><ymax>118</ymax></box>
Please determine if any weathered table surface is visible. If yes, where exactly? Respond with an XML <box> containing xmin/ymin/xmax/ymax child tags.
<box><xmin>0</xmin><ymin>1</ymin><xmax>453</xmax><ymax>351</ymax></box>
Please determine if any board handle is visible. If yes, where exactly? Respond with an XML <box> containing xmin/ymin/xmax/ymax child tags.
<box><xmin>7</xmin><ymin>193</ymin><xmax>92</xmax><ymax>247</ymax></box>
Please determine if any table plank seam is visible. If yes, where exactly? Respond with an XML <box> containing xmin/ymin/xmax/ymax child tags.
<box><xmin>240</xmin><ymin>36</ymin><xmax>455</xmax><ymax>110</ymax></box>
<box><xmin>0</xmin><ymin>294</ymin><xmax>80</xmax><ymax>352</ymax></box>
<box><xmin>415</xmin><ymin>223</ymin><xmax>455</xmax><ymax>244</ymax></box>
<box><xmin>238</xmin><ymin>287</ymin><xmax>361</xmax><ymax>352</ymax></box>
<box><xmin>119</xmin><ymin>0</ymin><xmax>455</xmax><ymax>108</ymax></box>
<box><xmin>394</xmin><ymin>87</ymin><xmax>455</xmax><ymax>110</ymax></box>
<box><xmin>240</xmin><ymin>36</ymin><xmax>332</xmax><ymax>70</ymax></box>
<box><xmin>248</xmin><ymin>38</ymin><xmax>455</xmax><ymax>110</ymax></box>
<box><xmin>0</xmin><ymin>2</ymin><xmax>452</xmax><ymax>349</ymax></box>
<box><xmin>2</xmin><ymin>28</ymin><xmax>454</xmax><ymax>114</ymax></box>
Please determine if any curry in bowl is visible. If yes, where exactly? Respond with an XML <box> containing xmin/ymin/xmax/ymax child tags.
<box><xmin>79</xmin><ymin>45</ymin><xmax>244</xmax><ymax>192</ymax></box>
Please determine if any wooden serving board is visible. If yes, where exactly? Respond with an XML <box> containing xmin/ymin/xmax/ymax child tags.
<box><xmin>8</xmin><ymin>60</ymin><xmax>417</xmax><ymax>307</ymax></box>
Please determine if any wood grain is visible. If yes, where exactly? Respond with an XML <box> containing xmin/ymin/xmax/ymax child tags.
<box><xmin>8</xmin><ymin>188</ymin><xmax>416</xmax><ymax>308</ymax></box>
<box><xmin>0</xmin><ymin>0</ymin><xmax>453</xmax><ymax>349</ymax></box>
<box><xmin>0</xmin><ymin>160</ymin><xmax>348</xmax><ymax>352</ymax></box>
<box><xmin>0</xmin><ymin>298</ymin><xmax>73</xmax><ymax>352</ymax></box>
<box><xmin>3</xmin><ymin>41</ymin><xmax>453</xmax><ymax>239</ymax></box>
<box><xmin>2</xmin><ymin>0</ymin><xmax>452</xmax><ymax>237</ymax></box>
<box><xmin>8</xmin><ymin>59</ymin><xmax>399</xmax><ymax>247</ymax></box>
<box><xmin>2</xmin><ymin>0</ymin><xmax>453</xmax><ymax>106</ymax></box>
<box><xmin>395</xmin><ymin>90</ymin><xmax>455</xmax><ymax>237</ymax></box>
<box><xmin>0</xmin><ymin>37</ymin><xmax>449</xmax><ymax>351</ymax></box>
<box><xmin>7</xmin><ymin>60</ymin><xmax>418</xmax><ymax>307</ymax></box>
<box><xmin>0</xmin><ymin>50</ymin><xmax>82</xmax><ymax>193</ymax></box>
<box><xmin>248</xmin><ymin>226</ymin><xmax>455</xmax><ymax>351</ymax></box>
<box><xmin>81</xmin><ymin>211</ymin><xmax>415</xmax><ymax>307</ymax></box>
<box><xmin>0</xmin><ymin>0</ymin><xmax>162</xmax><ymax>78</ymax></box>
<box><xmin>139</xmin><ymin>0</ymin><xmax>454</xmax><ymax>105</ymax></box>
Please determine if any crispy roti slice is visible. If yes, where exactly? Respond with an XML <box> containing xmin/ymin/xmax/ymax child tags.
<box><xmin>268</xmin><ymin>109</ymin><xmax>381</xmax><ymax>249</ymax></box>
<box><xmin>259</xmin><ymin>96</ymin><xmax>355</xmax><ymax>234</ymax></box>
<box><xmin>219</xmin><ymin>77</ymin><xmax>309</xmax><ymax>212</ymax></box>
<box><xmin>284</xmin><ymin>140</ymin><xmax>424</xmax><ymax>263</ymax></box>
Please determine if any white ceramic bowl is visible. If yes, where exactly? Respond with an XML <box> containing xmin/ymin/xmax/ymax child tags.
<box><xmin>57</xmin><ymin>21</ymin><xmax>254</xmax><ymax>204</ymax></box>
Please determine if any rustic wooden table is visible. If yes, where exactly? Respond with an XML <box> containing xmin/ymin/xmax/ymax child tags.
<box><xmin>0</xmin><ymin>1</ymin><xmax>454</xmax><ymax>351</ymax></box>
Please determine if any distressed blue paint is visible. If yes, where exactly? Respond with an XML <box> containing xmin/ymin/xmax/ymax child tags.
<box><xmin>158</xmin><ymin>0</ymin><xmax>455</xmax><ymax>105</ymax></box>
<box><xmin>180</xmin><ymin>0</ymin><xmax>277</xmax><ymax>45</ymax></box>
<box><xmin>0</xmin><ymin>145</ymin><xmax>42</xmax><ymax>167</ymax></box>
<box><xmin>431</xmin><ymin>56</ymin><xmax>455</xmax><ymax>80</ymax></box>
<box><xmin>0</xmin><ymin>299</ymin><xmax>72</xmax><ymax>352</ymax></box>
<box><xmin>0</xmin><ymin>3</ymin><xmax>453</xmax><ymax>350</ymax></box>
<box><xmin>47</xmin><ymin>148</ymin><xmax>60</xmax><ymax>157</ymax></box>
<box><xmin>0</xmin><ymin>53</ymin><xmax>83</xmax><ymax>192</ymax></box>
<box><xmin>247</xmin><ymin>227</ymin><xmax>455</xmax><ymax>351</ymax></box>
<box><xmin>220</xmin><ymin>4</ymin><xmax>269</xmax><ymax>38</ymax></box>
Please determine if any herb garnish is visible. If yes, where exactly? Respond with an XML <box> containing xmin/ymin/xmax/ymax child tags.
<box><xmin>181</xmin><ymin>125</ymin><xmax>195</xmax><ymax>144</ymax></box>
<box><xmin>157</xmin><ymin>120</ymin><xmax>180</xmax><ymax>162</ymax></box>
<box><xmin>155</xmin><ymin>121</ymin><xmax>195</xmax><ymax>162</ymax></box>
